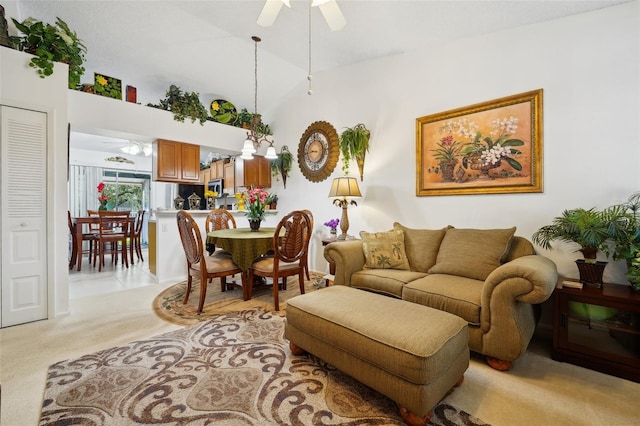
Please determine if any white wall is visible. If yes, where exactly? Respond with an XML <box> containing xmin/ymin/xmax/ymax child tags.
<box><xmin>1</xmin><ymin>46</ymin><xmax>70</xmax><ymax>317</ymax></box>
<box><xmin>270</xmin><ymin>2</ymin><xmax>640</xmax><ymax>283</ymax></box>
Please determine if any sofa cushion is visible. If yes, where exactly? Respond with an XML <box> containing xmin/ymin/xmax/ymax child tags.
<box><xmin>393</xmin><ymin>223</ymin><xmax>448</xmax><ymax>272</ymax></box>
<box><xmin>351</xmin><ymin>269</ymin><xmax>428</xmax><ymax>298</ymax></box>
<box><xmin>360</xmin><ymin>229</ymin><xmax>410</xmax><ymax>270</ymax></box>
<box><xmin>402</xmin><ymin>274</ymin><xmax>483</xmax><ymax>325</ymax></box>
<box><xmin>428</xmin><ymin>227</ymin><xmax>516</xmax><ymax>281</ymax></box>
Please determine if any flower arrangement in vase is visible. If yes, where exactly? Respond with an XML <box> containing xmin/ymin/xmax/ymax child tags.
<box><xmin>205</xmin><ymin>190</ymin><xmax>217</xmax><ymax>210</ymax></box>
<box><xmin>97</xmin><ymin>182</ymin><xmax>109</xmax><ymax>210</ymax></box>
<box><xmin>324</xmin><ymin>218</ymin><xmax>340</xmax><ymax>237</ymax></box>
<box><xmin>242</xmin><ymin>187</ymin><xmax>270</xmax><ymax>231</ymax></box>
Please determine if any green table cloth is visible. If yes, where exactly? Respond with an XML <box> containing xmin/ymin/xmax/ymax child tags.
<box><xmin>207</xmin><ymin>227</ymin><xmax>278</xmax><ymax>271</ymax></box>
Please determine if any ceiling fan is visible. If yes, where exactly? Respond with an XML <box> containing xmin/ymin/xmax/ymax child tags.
<box><xmin>257</xmin><ymin>0</ymin><xmax>346</xmax><ymax>31</ymax></box>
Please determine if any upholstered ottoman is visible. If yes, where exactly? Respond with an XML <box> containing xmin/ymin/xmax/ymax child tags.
<box><xmin>285</xmin><ymin>285</ymin><xmax>469</xmax><ymax>425</ymax></box>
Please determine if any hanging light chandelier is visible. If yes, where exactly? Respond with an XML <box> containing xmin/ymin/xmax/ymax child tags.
<box><xmin>241</xmin><ymin>36</ymin><xmax>277</xmax><ymax>160</ymax></box>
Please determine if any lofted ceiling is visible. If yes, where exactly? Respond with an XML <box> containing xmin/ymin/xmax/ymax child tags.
<box><xmin>7</xmin><ymin>0</ymin><xmax>630</xmax><ymax>156</ymax></box>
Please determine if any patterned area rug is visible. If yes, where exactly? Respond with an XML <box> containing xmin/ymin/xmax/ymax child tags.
<box><xmin>152</xmin><ymin>273</ymin><xmax>325</xmax><ymax>326</ymax></box>
<box><xmin>40</xmin><ymin>310</ymin><xmax>489</xmax><ymax>426</ymax></box>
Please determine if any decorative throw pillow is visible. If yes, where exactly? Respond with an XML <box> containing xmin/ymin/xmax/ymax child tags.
<box><xmin>360</xmin><ymin>229</ymin><xmax>410</xmax><ymax>270</ymax></box>
<box><xmin>392</xmin><ymin>223</ymin><xmax>448</xmax><ymax>272</ymax></box>
<box><xmin>428</xmin><ymin>227</ymin><xmax>516</xmax><ymax>281</ymax></box>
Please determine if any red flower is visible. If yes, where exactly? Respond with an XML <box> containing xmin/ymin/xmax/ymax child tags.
<box><xmin>97</xmin><ymin>182</ymin><xmax>105</xmax><ymax>193</ymax></box>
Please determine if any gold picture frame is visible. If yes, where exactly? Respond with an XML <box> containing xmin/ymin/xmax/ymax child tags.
<box><xmin>416</xmin><ymin>89</ymin><xmax>543</xmax><ymax>196</ymax></box>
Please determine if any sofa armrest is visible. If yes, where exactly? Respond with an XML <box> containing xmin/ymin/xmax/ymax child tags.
<box><xmin>478</xmin><ymin>255</ymin><xmax>558</xmax><ymax>360</ymax></box>
<box><xmin>323</xmin><ymin>241</ymin><xmax>365</xmax><ymax>286</ymax></box>
<box><xmin>483</xmin><ymin>255</ymin><xmax>558</xmax><ymax>305</ymax></box>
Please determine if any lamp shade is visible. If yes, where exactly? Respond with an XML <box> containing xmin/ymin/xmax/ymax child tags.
<box><xmin>328</xmin><ymin>177</ymin><xmax>362</xmax><ymax>198</ymax></box>
<box><xmin>243</xmin><ymin>139</ymin><xmax>257</xmax><ymax>153</ymax></box>
<box><xmin>265</xmin><ymin>145</ymin><xmax>277</xmax><ymax>159</ymax></box>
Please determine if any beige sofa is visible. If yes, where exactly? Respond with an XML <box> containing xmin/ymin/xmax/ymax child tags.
<box><xmin>324</xmin><ymin>223</ymin><xmax>558</xmax><ymax>370</ymax></box>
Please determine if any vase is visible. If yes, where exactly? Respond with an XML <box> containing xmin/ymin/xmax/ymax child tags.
<box><xmin>330</xmin><ymin>228</ymin><xmax>337</xmax><ymax>237</ymax></box>
<box><xmin>248</xmin><ymin>219</ymin><xmax>261</xmax><ymax>232</ymax></box>
<box><xmin>439</xmin><ymin>160</ymin><xmax>458</xmax><ymax>182</ymax></box>
<box><xmin>98</xmin><ymin>204</ymin><xmax>107</xmax><ymax>211</ymax></box>
<box><xmin>576</xmin><ymin>259</ymin><xmax>607</xmax><ymax>287</ymax></box>
<box><xmin>206</xmin><ymin>197</ymin><xmax>215</xmax><ymax>210</ymax></box>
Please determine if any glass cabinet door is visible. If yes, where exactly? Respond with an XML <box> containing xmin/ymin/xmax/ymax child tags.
<box><xmin>565</xmin><ymin>300</ymin><xmax>640</xmax><ymax>362</ymax></box>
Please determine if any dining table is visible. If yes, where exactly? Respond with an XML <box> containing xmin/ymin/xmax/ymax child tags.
<box><xmin>206</xmin><ymin>227</ymin><xmax>282</xmax><ymax>300</ymax></box>
<box><xmin>70</xmin><ymin>215</ymin><xmax>135</xmax><ymax>271</ymax></box>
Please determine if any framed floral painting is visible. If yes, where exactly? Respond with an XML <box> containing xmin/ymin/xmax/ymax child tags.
<box><xmin>416</xmin><ymin>89</ymin><xmax>543</xmax><ymax>196</ymax></box>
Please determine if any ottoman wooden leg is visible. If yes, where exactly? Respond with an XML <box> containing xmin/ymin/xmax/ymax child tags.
<box><xmin>398</xmin><ymin>406</ymin><xmax>432</xmax><ymax>426</ymax></box>
<box><xmin>289</xmin><ymin>342</ymin><xmax>307</xmax><ymax>356</ymax></box>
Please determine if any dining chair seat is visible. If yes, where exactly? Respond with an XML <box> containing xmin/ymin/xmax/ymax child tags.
<box><xmin>251</xmin><ymin>257</ymin><xmax>301</xmax><ymax>273</ymax></box>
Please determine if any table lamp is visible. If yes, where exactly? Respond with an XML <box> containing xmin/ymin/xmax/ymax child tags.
<box><xmin>328</xmin><ymin>177</ymin><xmax>362</xmax><ymax>240</ymax></box>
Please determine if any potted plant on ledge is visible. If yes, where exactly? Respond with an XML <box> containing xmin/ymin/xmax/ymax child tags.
<box><xmin>10</xmin><ymin>17</ymin><xmax>87</xmax><ymax>89</ymax></box>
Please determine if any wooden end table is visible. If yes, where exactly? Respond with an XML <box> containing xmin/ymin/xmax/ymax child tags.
<box><xmin>553</xmin><ymin>278</ymin><xmax>640</xmax><ymax>382</ymax></box>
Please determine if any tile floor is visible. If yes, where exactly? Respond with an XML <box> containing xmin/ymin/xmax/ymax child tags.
<box><xmin>68</xmin><ymin>248</ymin><xmax>157</xmax><ymax>299</ymax></box>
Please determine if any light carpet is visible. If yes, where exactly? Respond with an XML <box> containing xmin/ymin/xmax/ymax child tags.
<box><xmin>40</xmin><ymin>309</ymin><xmax>488</xmax><ymax>426</ymax></box>
<box><xmin>152</xmin><ymin>273</ymin><xmax>325</xmax><ymax>326</ymax></box>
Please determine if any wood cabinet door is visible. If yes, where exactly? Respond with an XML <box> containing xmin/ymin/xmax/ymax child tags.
<box><xmin>257</xmin><ymin>155</ymin><xmax>272</xmax><ymax>188</ymax></box>
<box><xmin>224</xmin><ymin>162</ymin><xmax>235</xmax><ymax>194</ymax></box>
<box><xmin>215</xmin><ymin>160</ymin><xmax>225</xmax><ymax>179</ymax></box>
<box><xmin>180</xmin><ymin>143</ymin><xmax>200</xmax><ymax>182</ymax></box>
<box><xmin>154</xmin><ymin>139</ymin><xmax>181</xmax><ymax>181</ymax></box>
<box><xmin>199</xmin><ymin>168</ymin><xmax>210</xmax><ymax>184</ymax></box>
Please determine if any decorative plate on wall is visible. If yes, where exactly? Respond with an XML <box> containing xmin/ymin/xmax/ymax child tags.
<box><xmin>209</xmin><ymin>99</ymin><xmax>237</xmax><ymax>124</ymax></box>
<box><xmin>297</xmin><ymin>121</ymin><xmax>339</xmax><ymax>183</ymax></box>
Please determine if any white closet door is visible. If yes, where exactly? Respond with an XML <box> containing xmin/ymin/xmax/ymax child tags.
<box><xmin>1</xmin><ymin>106</ymin><xmax>48</xmax><ymax>327</ymax></box>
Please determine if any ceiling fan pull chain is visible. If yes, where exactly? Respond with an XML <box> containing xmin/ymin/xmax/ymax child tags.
<box><xmin>307</xmin><ymin>1</ymin><xmax>313</xmax><ymax>95</ymax></box>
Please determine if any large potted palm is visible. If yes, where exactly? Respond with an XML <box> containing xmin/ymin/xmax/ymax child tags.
<box><xmin>532</xmin><ymin>206</ymin><xmax>634</xmax><ymax>286</ymax></box>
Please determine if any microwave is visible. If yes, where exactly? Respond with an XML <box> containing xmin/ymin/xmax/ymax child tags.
<box><xmin>208</xmin><ymin>179</ymin><xmax>223</xmax><ymax>195</ymax></box>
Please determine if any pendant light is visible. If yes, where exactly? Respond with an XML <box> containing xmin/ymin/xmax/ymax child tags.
<box><xmin>243</xmin><ymin>36</ymin><xmax>277</xmax><ymax>159</ymax></box>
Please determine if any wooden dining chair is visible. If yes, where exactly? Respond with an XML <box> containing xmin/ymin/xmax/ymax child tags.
<box><xmin>68</xmin><ymin>210</ymin><xmax>99</xmax><ymax>269</ymax></box>
<box><xmin>176</xmin><ymin>210</ymin><xmax>242</xmax><ymax>314</ymax></box>
<box><xmin>301</xmin><ymin>209</ymin><xmax>314</xmax><ymax>281</ymax></box>
<box><xmin>129</xmin><ymin>209</ymin><xmax>145</xmax><ymax>264</ymax></box>
<box><xmin>247</xmin><ymin>210</ymin><xmax>312</xmax><ymax>311</ymax></box>
<box><xmin>96</xmin><ymin>210</ymin><xmax>131</xmax><ymax>271</ymax></box>
<box><xmin>205</xmin><ymin>208</ymin><xmax>237</xmax><ymax>233</ymax></box>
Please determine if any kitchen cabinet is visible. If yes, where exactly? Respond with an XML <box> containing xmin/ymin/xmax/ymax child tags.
<box><xmin>214</xmin><ymin>159</ymin><xmax>226</xmax><ymax>179</ymax></box>
<box><xmin>153</xmin><ymin>139</ymin><xmax>200</xmax><ymax>183</ymax></box>
<box><xmin>224</xmin><ymin>162</ymin><xmax>235</xmax><ymax>194</ymax></box>
<box><xmin>199</xmin><ymin>168</ymin><xmax>211</xmax><ymax>185</ymax></box>
<box><xmin>553</xmin><ymin>280</ymin><xmax>640</xmax><ymax>382</ymax></box>
<box><xmin>235</xmin><ymin>155</ymin><xmax>271</xmax><ymax>189</ymax></box>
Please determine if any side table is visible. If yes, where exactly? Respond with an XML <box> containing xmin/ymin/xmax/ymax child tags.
<box><xmin>321</xmin><ymin>236</ymin><xmax>358</xmax><ymax>285</ymax></box>
<box><xmin>553</xmin><ymin>278</ymin><xmax>640</xmax><ymax>382</ymax></box>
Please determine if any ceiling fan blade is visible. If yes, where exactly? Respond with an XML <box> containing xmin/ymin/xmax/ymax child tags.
<box><xmin>257</xmin><ymin>0</ymin><xmax>287</xmax><ymax>27</ymax></box>
<box><xmin>316</xmin><ymin>0</ymin><xmax>346</xmax><ymax>31</ymax></box>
